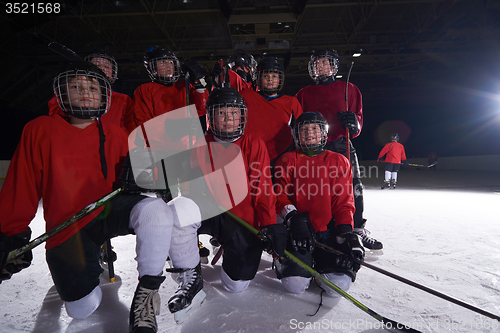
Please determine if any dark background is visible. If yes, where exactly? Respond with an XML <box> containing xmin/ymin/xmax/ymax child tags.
<box><xmin>1</xmin><ymin>0</ymin><xmax>499</xmax><ymax>161</ymax></box>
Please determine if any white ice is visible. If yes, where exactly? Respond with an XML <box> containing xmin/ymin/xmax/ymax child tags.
<box><xmin>1</xmin><ymin>167</ymin><xmax>499</xmax><ymax>333</ymax></box>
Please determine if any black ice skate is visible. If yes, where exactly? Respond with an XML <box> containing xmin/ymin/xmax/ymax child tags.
<box><xmin>353</xmin><ymin>227</ymin><xmax>383</xmax><ymax>250</ymax></box>
<box><xmin>391</xmin><ymin>180</ymin><xmax>397</xmax><ymax>189</ymax></box>
<box><xmin>167</xmin><ymin>262</ymin><xmax>206</xmax><ymax>324</ymax></box>
<box><xmin>129</xmin><ymin>275</ymin><xmax>166</xmax><ymax>333</ymax></box>
<box><xmin>381</xmin><ymin>181</ymin><xmax>390</xmax><ymax>190</ymax></box>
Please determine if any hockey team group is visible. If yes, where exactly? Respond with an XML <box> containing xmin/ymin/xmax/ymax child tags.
<box><xmin>0</xmin><ymin>46</ymin><xmax>410</xmax><ymax>332</ymax></box>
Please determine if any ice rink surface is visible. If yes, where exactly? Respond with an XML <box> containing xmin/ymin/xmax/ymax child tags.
<box><xmin>1</xmin><ymin>166</ymin><xmax>499</xmax><ymax>332</ymax></box>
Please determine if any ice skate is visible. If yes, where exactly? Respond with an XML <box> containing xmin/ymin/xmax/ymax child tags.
<box><xmin>129</xmin><ymin>275</ymin><xmax>165</xmax><ymax>333</ymax></box>
<box><xmin>353</xmin><ymin>227</ymin><xmax>383</xmax><ymax>250</ymax></box>
<box><xmin>391</xmin><ymin>180</ymin><xmax>397</xmax><ymax>189</ymax></box>
<box><xmin>167</xmin><ymin>262</ymin><xmax>206</xmax><ymax>324</ymax></box>
<box><xmin>381</xmin><ymin>181</ymin><xmax>390</xmax><ymax>190</ymax></box>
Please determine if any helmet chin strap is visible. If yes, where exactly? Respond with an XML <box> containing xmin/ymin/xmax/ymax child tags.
<box><xmin>318</xmin><ymin>76</ymin><xmax>335</xmax><ymax>85</ymax></box>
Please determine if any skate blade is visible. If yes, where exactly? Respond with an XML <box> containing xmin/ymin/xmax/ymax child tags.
<box><xmin>365</xmin><ymin>249</ymin><xmax>384</xmax><ymax>256</ymax></box>
<box><xmin>173</xmin><ymin>290</ymin><xmax>206</xmax><ymax>324</ymax></box>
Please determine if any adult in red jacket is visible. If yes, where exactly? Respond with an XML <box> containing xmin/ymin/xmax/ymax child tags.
<box><xmin>295</xmin><ymin>49</ymin><xmax>382</xmax><ymax>250</ymax></box>
<box><xmin>274</xmin><ymin>112</ymin><xmax>364</xmax><ymax>295</ymax></box>
<box><xmin>241</xmin><ymin>57</ymin><xmax>303</xmax><ymax>163</ymax></box>
<box><xmin>378</xmin><ymin>133</ymin><xmax>408</xmax><ymax>189</ymax></box>
<box><xmin>0</xmin><ymin>62</ymin><xmax>203</xmax><ymax>331</ymax></box>
<box><xmin>48</xmin><ymin>51</ymin><xmax>135</xmax><ymax>135</ymax></box>
<box><xmin>194</xmin><ymin>88</ymin><xmax>286</xmax><ymax>293</ymax></box>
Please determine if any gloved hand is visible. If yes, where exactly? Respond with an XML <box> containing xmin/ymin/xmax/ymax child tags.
<box><xmin>182</xmin><ymin>59</ymin><xmax>207</xmax><ymax>92</ymax></box>
<box><xmin>402</xmin><ymin>160</ymin><xmax>410</xmax><ymax>166</ymax></box>
<box><xmin>285</xmin><ymin>211</ymin><xmax>316</xmax><ymax>253</ymax></box>
<box><xmin>337</xmin><ymin>111</ymin><xmax>360</xmax><ymax>136</ymax></box>
<box><xmin>0</xmin><ymin>228</ymin><xmax>33</xmax><ymax>283</ymax></box>
<box><xmin>261</xmin><ymin>224</ymin><xmax>287</xmax><ymax>259</ymax></box>
<box><xmin>377</xmin><ymin>158</ymin><xmax>384</xmax><ymax>162</ymax></box>
<box><xmin>335</xmin><ymin>232</ymin><xmax>365</xmax><ymax>273</ymax></box>
<box><xmin>210</xmin><ymin>61</ymin><xmax>223</xmax><ymax>88</ymax></box>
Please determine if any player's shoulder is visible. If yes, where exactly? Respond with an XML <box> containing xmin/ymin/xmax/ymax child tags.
<box><xmin>321</xmin><ymin>149</ymin><xmax>350</xmax><ymax>164</ymax></box>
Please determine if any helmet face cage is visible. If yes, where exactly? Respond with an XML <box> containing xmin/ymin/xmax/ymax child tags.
<box><xmin>257</xmin><ymin>69</ymin><xmax>284</xmax><ymax>95</ymax></box>
<box><xmin>84</xmin><ymin>53</ymin><xmax>118</xmax><ymax>84</ymax></box>
<box><xmin>144</xmin><ymin>49</ymin><xmax>181</xmax><ymax>84</ymax></box>
<box><xmin>293</xmin><ymin>118</ymin><xmax>328</xmax><ymax>155</ymax></box>
<box><xmin>53</xmin><ymin>66</ymin><xmax>111</xmax><ymax>119</ymax></box>
<box><xmin>208</xmin><ymin>103</ymin><xmax>248</xmax><ymax>141</ymax></box>
<box><xmin>308</xmin><ymin>53</ymin><xmax>339</xmax><ymax>83</ymax></box>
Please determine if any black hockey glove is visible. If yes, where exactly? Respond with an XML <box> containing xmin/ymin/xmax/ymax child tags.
<box><xmin>210</xmin><ymin>61</ymin><xmax>223</xmax><ymax>88</ymax></box>
<box><xmin>285</xmin><ymin>211</ymin><xmax>316</xmax><ymax>253</ymax></box>
<box><xmin>335</xmin><ymin>232</ymin><xmax>365</xmax><ymax>274</ymax></box>
<box><xmin>0</xmin><ymin>228</ymin><xmax>33</xmax><ymax>283</ymax></box>
<box><xmin>261</xmin><ymin>224</ymin><xmax>287</xmax><ymax>259</ymax></box>
<box><xmin>119</xmin><ymin>151</ymin><xmax>156</xmax><ymax>194</ymax></box>
<box><xmin>337</xmin><ymin>111</ymin><xmax>360</xmax><ymax>136</ymax></box>
<box><xmin>182</xmin><ymin>59</ymin><xmax>207</xmax><ymax>91</ymax></box>
<box><xmin>402</xmin><ymin>160</ymin><xmax>410</xmax><ymax>166</ymax></box>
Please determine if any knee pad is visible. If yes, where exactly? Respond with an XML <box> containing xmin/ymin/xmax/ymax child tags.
<box><xmin>168</xmin><ymin>196</ymin><xmax>202</xmax><ymax>228</ymax></box>
<box><xmin>221</xmin><ymin>268</ymin><xmax>250</xmax><ymax>293</ymax></box>
<box><xmin>320</xmin><ymin>273</ymin><xmax>351</xmax><ymax>297</ymax></box>
<box><xmin>65</xmin><ymin>285</ymin><xmax>102</xmax><ymax>319</ymax></box>
<box><xmin>281</xmin><ymin>276</ymin><xmax>311</xmax><ymax>294</ymax></box>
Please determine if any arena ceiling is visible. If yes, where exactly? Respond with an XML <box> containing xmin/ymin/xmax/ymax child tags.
<box><xmin>2</xmin><ymin>0</ymin><xmax>499</xmax><ymax>115</ymax></box>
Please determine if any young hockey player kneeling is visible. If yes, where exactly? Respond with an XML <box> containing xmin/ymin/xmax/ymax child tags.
<box><xmin>273</xmin><ymin>112</ymin><xmax>365</xmax><ymax>296</ymax></box>
<box><xmin>0</xmin><ymin>62</ymin><xmax>202</xmax><ymax>332</ymax></box>
<box><xmin>194</xmin><ymin>87</ymin><xmax>287</xmax><ymax>293</ymax></box>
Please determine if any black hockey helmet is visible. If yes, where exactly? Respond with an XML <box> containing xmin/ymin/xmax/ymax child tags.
<box><xmin>308</xmin><ymin>49</ymin><xmax>339</xmax><ymax>83</ymax></box>
<box><xmin>256</xmin><ymin>57</ymin><xmax>285</xmax><ymax>95</ymax></box>
<box><xmin>391</xmin><ymin>133</ymin><xmax>399</xmax><ymax>142</ymax></box>
<box><xmin>143</xmin><ymin>46</ymin><xmax>181</xmax><ymax>85</ymax></box>
<box><xmin>293</xmin><ymin>112</ymin><xmax>328</xmax><ymax>156</ymax></box>
<box><xmin>84</xmin><ymin>51</ymin><xmax>118</xmax><ymax>84</ymax></box>
<box><xmin>206</xmin><ymin>87</ymin><xmax>248</xmax><ymax>141</ymax></box>
<box><xmin>53</xmin><ymin>61</ymin><xmax>111</xmax><ymax>119</ymax></box>
<box><xmin>229</xmin><ymin>49</ymin><xmax>257</xmax><ymax>82</ymax></box>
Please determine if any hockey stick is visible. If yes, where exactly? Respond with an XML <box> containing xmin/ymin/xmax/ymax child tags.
<box><xmin>7</xmin><ymin>187</ymin><xmax>124</xmax><ymax>262</ymax></box>
<box><xmin>378</xmin><ymin>161</ymin><xmax>438</xmax><ymax>169</ymax></box>
<box><xmin>221</xmin><ymin>208</ymin><xmax>422</xmax><ymax>332</ymax></box>
<box><xmin>344</xmin><ymin>61</ymin><xmax>355</xmax><ymax>160</ymax></box>
<box><xmin>314</xmin><ymin>241</ymin><xmax>500</xmax><ymax>321</ymax></box>
<box><xmin>48</xmin><ymin>42</ymin><xmax>83</xmax><ymax>61</ymax></box>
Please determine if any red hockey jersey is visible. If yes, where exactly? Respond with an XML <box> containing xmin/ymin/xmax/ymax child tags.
<box><xmin>274</xmin><ymin>150</ymin><xmax>355</xmax><ymax>232</ymax></box>
<box><xmin>378</xmin><ymin>142</ymin><xmax>407</xmax><ymax>164</ymax></box>
<box><xmin>192</xmin><ymin>133</ymin><xmax>277</xmax><ymax>229</ymax></box>
<box><xmin>133</xmin><ymin>81</ymin><xmax>208</xmax><ymax>150</ymax></box>
<box><xmin>240</xmin><ymin>89</ymin><xmax>303</xmax><ymax>161</ymax></box>
<box><xmin>48</xmin><ymin>91</ymin><xmax>135</xmax><ymax>134</ymax></box>
<box><xmin>0</xmin><ymin>115</ymin><xmax>128</xmax><ymax>248</ymax></box>
<box><xmin>295</xmin><ymin>81</ymin><xmax>363</xmax><ymax>141</ymax></box>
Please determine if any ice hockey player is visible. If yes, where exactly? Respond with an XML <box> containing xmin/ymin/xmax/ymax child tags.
<box><xmin>273</xmin><ymin>112</ymin><xmax>365</xmax><ymax>296</ymax></box>
<box><xmin>47</xmin><ymin>50</ymin><xmax>135</xmax><ymax>134</ymax></box>
<box><xmin>377</xmin><ymin>133</ymin><xmax>408</xmax><ymax>189</ymax></box>
<box><xmin>210</xmin><ymin>49</ymin><xmax>257</xmax><ymax>92</ymax></box>
<box><xmin>133</xmin><ymin>46</ymin><xmax>209</xmax><ymax>142</ymax></box>
<box><xmin>193</xmin><ymin>87</ymin><xmax>287</xmax><ymax>293</ymax></box>
<box><xmin>295</xmin><ymin>49</ymin><xmax>383</xmax><ymax>250</ymax></box>
<box><xmin>240</xmin><ymin>56</ymin><xmax>303</xmax><ymax>163</ymax></box>
<box><xmin>0</xmin><ymin>62</ymin><xmax>203</xmax><ymax>332</ymax></box>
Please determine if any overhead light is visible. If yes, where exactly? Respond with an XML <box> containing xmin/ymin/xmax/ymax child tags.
<box><xmin>335</xmin><ymin>74</ymin><xmax>343</xmax><ymax>79</ymax></box>
<box><xmin>352</xmin><ymin>52</ymin><xmax>362</xmax><ymax>57</ymax></box>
